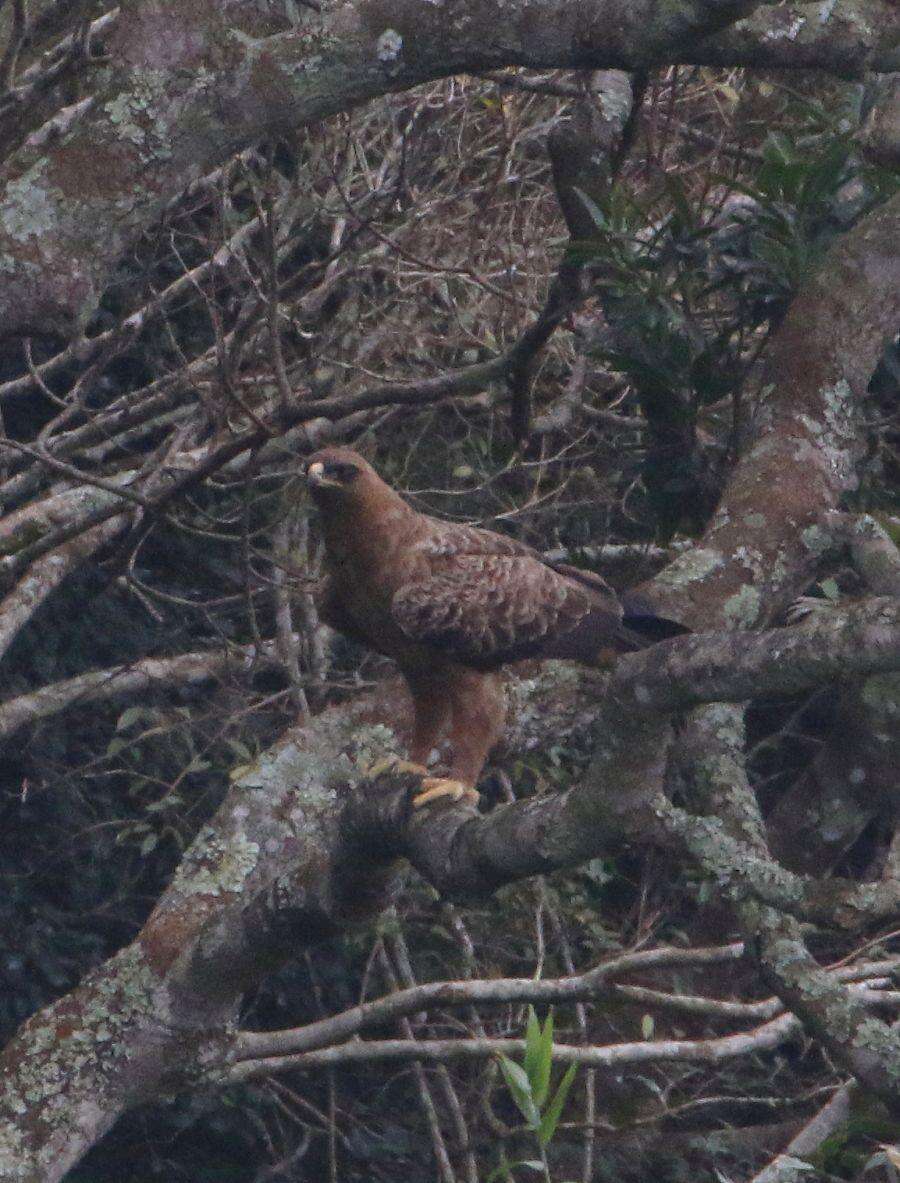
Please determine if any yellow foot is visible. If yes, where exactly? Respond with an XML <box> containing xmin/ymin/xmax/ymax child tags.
<box><xmin>412</xmin><ymin>777</ymin><xmax>480</xmax><ymax>811</ymax></box>
<box><xmin>365</xmin><ymin>756</ymin><xmax>429</xmax><ymax>780</ymax></box>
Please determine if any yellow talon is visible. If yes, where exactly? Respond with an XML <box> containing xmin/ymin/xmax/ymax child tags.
<box><xmin>413</xmin><ymin>777</ymin><xmax>480</xmax><ymax>810</ymax></box>
<box><xmin>362</xmin><ymin>760</ymin><xmax>480</xmax><ymax>811</ymax></box>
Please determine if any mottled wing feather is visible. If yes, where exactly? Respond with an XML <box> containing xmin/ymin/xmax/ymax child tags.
<box><xmin>418</xmin><ymin>519</ymin><xmax>540</xmax><ymax>561</ymax></box>
<box><xmin>391</xmin><ymin>555</ymin><xmax>605</xmax><ymax>667</ymax></box>
<box><xmin>419</xmin><ymin>520</ymin><xmax>618</xmax><ymax>597</ymax></box>
<box><xmin>545</xmin><ymin>559</ymin><xmax>617</xmax><ymax>598</ymax></box>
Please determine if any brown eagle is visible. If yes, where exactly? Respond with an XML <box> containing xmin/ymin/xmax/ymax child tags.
<box><xmin>305</xmin><ymin>447</ymin><xmax>681</xmax><ymax>805</ymax></box>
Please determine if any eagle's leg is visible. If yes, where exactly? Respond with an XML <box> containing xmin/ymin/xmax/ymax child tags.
<box><xmin>401</xmin><ymin>666</ymin><xmax>504</xmax><ymax>811</ymax></box>
<box><xmin>363</xmin><ymin>674</ymin><xmax>452</xmax><ymax>783</ymax></box>
<box><xmin>445</xmin><ymin>668</ymin><xmax>506</xmax><ymax>786</ymax></box>
<box><xmin>408</xmin><ymin>668</ymin><xmax>505</xmax><ymax>809</ymax></box>
<box><xmin>406</xmin><ymin>672</ymin><xmax>453</xmax><ymax>771</ymax></box>
<box><xmin>406</xmin><ymin>672</ymin><xmax>479</xmax><ymax>809</ymax></box>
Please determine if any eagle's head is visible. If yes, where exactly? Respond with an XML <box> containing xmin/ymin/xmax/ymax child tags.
<box><xmin>304</xmin><ymin>447</ymin><xmax>376</xmax><ymax>503</ymax></box>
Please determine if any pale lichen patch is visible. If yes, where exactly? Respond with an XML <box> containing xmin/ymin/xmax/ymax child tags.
<box><xmin>376</xmin><ymin>28</ymin><xmax>403</xmax><ymax>61</ymax></box>
<box><xmin>855</xmin><ymin>1018</ymin><xmax>900</xmax><ymax>1078</ymax></box>
<box><xmin>733</xmin><ymin>545</ymin><xmax>765</xmax><ymax>580</ymax></box>
<box><xmin>764</xmin><ymin>13</ymin><xmax>805</xmax><ymax>40</ymax></box>
<box><xmin>801</xmin><ymin>524</ymin><xmax>830</xmax><ymax>555</ymax></box>
<box><xmin>655</xmin><ymin>547</ymin><xmax>725</xmax><ymax>587</ymax></box>
<box><xmin>232</xmin><ymin>738</ymin><xmax>349</xmax><ymax>802</ymax></box>
<box><xmin>723</xmin><ymin>584</ymin><xmax>762</xmax><ymax>628</ymax></box>
<box><xmin>769</xmin><ymin>550</ymin><xmax>789</xmax><ymax>587</ymax></box>
<box><xmin>170</xmin><ymin>829</ymin><xmax>261</xmax><ymax>898</ymax></box>
<box><xmin>1</xmin><ymin>161</ymin><xmax>58</xmax><ymax>242</ymax></box>
<box><xmin>703</xmin><ymin>702</ymin><xmax>745</xmax><ymax>746</ymax></box>
<box><xmin>103</xmin><ymin>69</ymin><xmax>171</xmax><ymax>156</ymax></box>
<box><xmin>797</xmin><ymin>378</ymin><xmax>860</xmax><ymax>491</ymax></box>
<box><xmin>348</xmin><ymin>722</ymin><xmax>403</xmax><ymax>769</ymax></box>
<box><xmin>0</xmin><ymin>945</ymin><xmax>158</xmax><ymax>1165</ymax></box>
<box><xmin>0</xmin><ymin>1123</ymin><xmax>27</xmax><ymax>1179</ymax></box>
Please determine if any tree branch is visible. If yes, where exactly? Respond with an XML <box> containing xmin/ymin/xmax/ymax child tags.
<box><xmin>223</xmin><ymin>1014</ymin><xmax>803</xmax><ymax>1083</ymax></box>
<box><xmin>11</xmin><ymin>0</ymin><xmax>896</xmax><ymax>340</ymax></box>
<box><xmin>232</xmin><ymin>954</ymin><xmax>900</xmax><ymax>1063</ymax></box>
<box><xmin>0</xmin><ymin>640</ymin><xmax>285</xmax><ymax>741</ymax></box>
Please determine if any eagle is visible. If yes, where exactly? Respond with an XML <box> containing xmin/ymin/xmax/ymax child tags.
<box><xmin>305</xmin><ymin>447</ymin><xmax>682</xmax><ymax>807</ymax></box>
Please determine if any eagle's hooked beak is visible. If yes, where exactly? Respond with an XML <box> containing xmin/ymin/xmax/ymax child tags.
<box><xmin>306</xmin><ymin>461</ymin><xmax>341</xmax><ymax>490</ymax></box>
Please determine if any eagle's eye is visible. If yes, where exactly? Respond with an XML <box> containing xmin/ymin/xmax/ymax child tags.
<box><xmin>305</xmin><ymin>456</ymin><xmax>362</xmax><ymax>491</ymax></box>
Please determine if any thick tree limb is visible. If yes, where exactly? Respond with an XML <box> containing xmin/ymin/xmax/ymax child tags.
<box><xmin>637</xmin><ymin>187</ymin><xmax>900</xmax><ymax>630</ymax></box>
<box><xmin>692</xmin><ymin>0</ymin><xmax>899</xmax><ymax>74</ymax></box>
<box><xmin>383</xmin><ymin>602</ymin><xmax>900</xmax><ymax>916</ymax></box>
<box><xmin>4</xmin><ymin>0</ymin><xmax>898</xmax><ymax>340</ymax></box>
<box><xmin>763</xmin><ymin>515</ymin><xmax>900</xmax><ymax>872</ymax></box>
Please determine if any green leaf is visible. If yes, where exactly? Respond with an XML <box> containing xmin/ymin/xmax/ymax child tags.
<box><xmin>538</xmin><ymin>1063</ymin><xmax>578</xmax><ymax>1147</ymax></box>
<box><xmin>225</xmin><ymin>737</ymin><xmax>252</xmax><ymax>762</ymax></box>
<box><xmin>641</xmin><ymin>1014</ymin><xmax>655</xmax><ymax>1040</ymax></box>
<box><xmin>524</xmin><ymin>1007</ymin><xmax>553</xmax><ymax>1107</ymax></box>
<box><xmin>820</xmin><ymin>577</ymin><xmax>840</xmax><ymax>602</ymax></box>
<box><xmin>524</xmin><ymin>1006</ymin><xmax>542</xmax><ymax>1093</ymax></box>
<box><xmin>114</xmin><ymin>821</ymin><xmax>148</xmax><ymax>845</ymax></box>
<box><xmin>534</xmin><ymin>1011</ymin><xmax>554</xmax><ymax>1108</ymax></box>
<box><xmin>229</xmin><ymin>763</ymin><xmax>256</xmax><ymax>783</ymax></box>
<box><xmin>497</xmin><ymin>1055</ymin><xmax>540</xmax><ymax>1128</ymax></box>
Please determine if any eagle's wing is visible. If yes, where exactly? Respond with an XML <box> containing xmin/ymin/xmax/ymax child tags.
<box><xmin>419</xmin><ymin>519</ymin><xmax>618</xmax><ymax>597</ymax></box>
<box><xmin>391</xmin><ymin>554</ymin><xmax>634</xmax><ymax>669</ymax></box>
<box><xmin>418</xmin><ymin>519</ymin><xmax>539</xmax><ymax>560</ymax></box>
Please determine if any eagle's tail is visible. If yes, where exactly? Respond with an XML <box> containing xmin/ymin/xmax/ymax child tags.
<box><xmin>550</xmin><ymin>561</ymin><xmax>689</xmax><ymax>648</ymax></box>
<box><xmin>620</xmin><ymin>592</ymin><xmax>690</xmax><ymax>646</ymax></box>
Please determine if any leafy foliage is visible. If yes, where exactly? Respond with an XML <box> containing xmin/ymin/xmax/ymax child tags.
<box><xmin>492</xmin><ymin>1008</ymin><xmax>579</xmax><ymax>1181</ymax></box>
